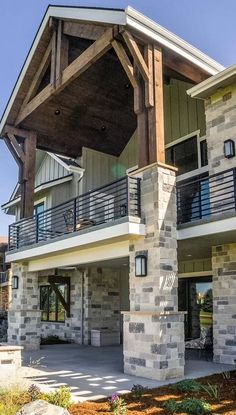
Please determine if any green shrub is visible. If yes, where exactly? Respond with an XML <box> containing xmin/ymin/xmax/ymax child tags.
<box><xmin>0</xmin><ymin>387</ymin><xmax>30</xmax><ymax>415</ymax></box>
<box><xmin>42</xmin><ymin>386</ymin><xmax>72</xmax><ymax>408</ymax></box>
<box><xmin>131</xmin><ymin>384</ymin><xmax>146</xmax><ymax>399</ymax></box>
<box><xmin>172</xmin><ymin>379</ymin><xmax>201</xmax><ymax>393</ymax></box>
<box><xmin>201</xmin><ymin>383</ymin><xmax>219</xmax><ymax>400</ymax></box>
<box><xmin>164</xmin><ymin>398</ymin><xmax>211</xmax><ymax>414</ymax></box>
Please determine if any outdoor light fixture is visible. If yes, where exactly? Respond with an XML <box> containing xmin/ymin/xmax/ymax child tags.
<box><xmin>224</xmin><ymin>139</ymin><xmax>235</xmax><ymax>158</ymax></box>
<box><xmin>12</xmin><ymin>275</ymin><xmax>19</xmax><ymax>289</ymax></box>
<box><xmin>135</xmin><ymin>254</ymin><xmax>147</xmax><ymax>277</ymax></box>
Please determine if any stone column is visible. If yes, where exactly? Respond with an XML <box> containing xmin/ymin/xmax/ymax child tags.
<box><xmin>123</xmin><ymin>163</ymin><xmax>185</xmax><ymax>381</ymax></box>
<box><xmin>212</xmin><ymin>243</ymin><xmax>236</xmax><ymax>364</ymax></box>
<box><xmin>8</xmin><ymin>263</ymin><xmax>41</xmax><ymax>351</ymax></box>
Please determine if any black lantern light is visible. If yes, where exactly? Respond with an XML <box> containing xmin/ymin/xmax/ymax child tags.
<box><xmin>224</xmin><ymin>139</ymin><xmax>235</xmax><ymax>159</ymax></box>
<box><xmin>135</xmin><ymin>254</ymin><xmax>147</xmax><ymax>277</ymax></box>
<box><xmin>12</xmin><ymin>275</ymin><xmax>19</xmax><ymax>289</ymax></box>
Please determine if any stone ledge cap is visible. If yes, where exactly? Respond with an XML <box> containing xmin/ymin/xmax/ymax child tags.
<box><xmin>129</xmin><ymin>161</ymin><xmax>178</xmax><ymax>176</ymax></box>
<box><xmin>0</xmin><ymin>343</ymin><xmax>24</xmax><ymax>351</ymax></box>
<box><xmin>121</xmin><ymin>310</ymin><xmax>187</xmax><ymax>315</ymax></box>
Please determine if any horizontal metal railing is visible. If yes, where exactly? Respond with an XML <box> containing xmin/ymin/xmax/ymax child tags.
<box><xmin>177</xmin><ymin>168</ymin><xmax>236</xmax><ymax>224</ymax></box>
<box><xmin>9</xmin><ymin>176</ymin><xmax>141</xmax><ymax>251</ymax></box>
<box><xmin>0</xmin><ymin>272</ymin><xmax>8</xmax><ymax>284</ymax></box>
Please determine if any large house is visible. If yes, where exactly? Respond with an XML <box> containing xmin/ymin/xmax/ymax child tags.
<box><xmin>1</xmin><ymin>5</ymin><xmax>235</xmax><ymax>382</ymax></box>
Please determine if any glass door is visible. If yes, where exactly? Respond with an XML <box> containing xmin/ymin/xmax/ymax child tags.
<box><xmin>178</xmin><ymin>277</ymin><xmax>213</xmax><ymax>341</ymax></box>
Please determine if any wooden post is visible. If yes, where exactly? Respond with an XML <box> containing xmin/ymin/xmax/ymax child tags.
<box><xmin>146</xmin><ymin>45</ymin><xmax>165</xmax><ymax>164</ymax></box>
<box><xmin>21</xmin><ymin>132</ymin><xmax>37</xmax><ymax>218</ymax></box>
<box><xmin>3</xmin><ymin>125</ymin><xmax>37</xmax><ymax>219</ymax></box>
<box><xmin>134</xmin><ymin>65</ymin><xmax>149</xmax><ymax>168</ymax></box>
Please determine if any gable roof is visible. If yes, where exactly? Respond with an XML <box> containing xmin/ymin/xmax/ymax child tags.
<box><xmin>0</xmin><ymin>5</ymin><xmax>224</xmax><ymax>134</ymax></box>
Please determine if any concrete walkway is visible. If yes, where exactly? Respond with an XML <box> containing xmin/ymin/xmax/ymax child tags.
<box><xmin>16</xmin><ymin>344</ymin><xmax>234</xmax><ymax>402</ymax></box>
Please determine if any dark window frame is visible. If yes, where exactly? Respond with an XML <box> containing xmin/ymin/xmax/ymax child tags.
<box><xmin>40</xmin><ymin>278</ymin><xmax>70</xmax><ymax>323</ymax></box>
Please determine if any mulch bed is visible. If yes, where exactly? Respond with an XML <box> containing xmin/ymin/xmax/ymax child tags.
<box><xmin>69</xmin><ymin>372</ymin><xmax>236</xmax><ymax>415</ymax></box>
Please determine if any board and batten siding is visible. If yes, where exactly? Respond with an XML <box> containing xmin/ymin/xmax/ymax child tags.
<box><xmin>35</xmin><ymin>153</ymin><xmax>69</xmax><ymax>188</ymax></box>
<box><xmin>164</xmin><ymin>79</ymin><xmax>206</xmax><ymax>145</ymax></box>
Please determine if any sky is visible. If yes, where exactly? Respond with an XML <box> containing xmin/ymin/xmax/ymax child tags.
<box><xmin>0</xmin><ymin>0</ymin><xmax>236</xmax><ymax>235</ymax></box>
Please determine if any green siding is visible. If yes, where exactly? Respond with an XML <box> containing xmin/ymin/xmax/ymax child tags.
<box><xmin>164</xmin><ymin>79</ymin><xmax>205</xmax><ymax>145</ymax></box>
<box><xmin>118</xmin><ymin>131</ymin><xmax>138</xmax><ymax>173</ymax></box>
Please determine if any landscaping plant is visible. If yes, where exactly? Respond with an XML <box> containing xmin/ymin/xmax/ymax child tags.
<box><xmin>42</xmin><ymin>386</ymin><xmax>72</xmax><ymax>408</ymax></box>
<box><xmin>201</xmin><ymin>383</ymin><xmax>220</xmax><ymax>400</ymax></box>
<box><xmin>108</xmin><ymin>393</ymin><xmax>127</xmax><ymax>415</ymax></box>
<box><xmin>172</xmin><ymin>379</ymin><xmax>201</xmax><ymax>393</ymax></box>
<box><xmin>131</xmin><ymin>384</ymin><xmax>146</xmax><ymax>399</ymax></box>
<box><xmin>164</xmin><ymin>397</ymin><xmax>211</xmax><ymax>414</ymax></box>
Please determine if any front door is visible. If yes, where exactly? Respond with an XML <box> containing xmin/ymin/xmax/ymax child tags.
<box><xmin>178</xmin><ymin>277</ymin><xmax>213</xmax><ymax>341</ymax></box>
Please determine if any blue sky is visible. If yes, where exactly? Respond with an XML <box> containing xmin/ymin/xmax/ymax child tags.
<box><xmin>0</xmin><ymin>0</ymin><xmax>236</xmax><ymax>235</ymax></box>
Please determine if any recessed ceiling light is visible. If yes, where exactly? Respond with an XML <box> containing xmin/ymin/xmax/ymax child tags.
<box><xmin>186</xmin><ymin>254</ymin><xmax>192</xmax><ymax>257</ymax></box>
<box><xmin>55</xmin><ymin>109</ymin><xmax>61</xmax><ymax>115</ymax></box>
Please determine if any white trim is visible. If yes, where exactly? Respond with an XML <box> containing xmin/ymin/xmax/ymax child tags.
<box><xmin>0</xmin><ymin>6</ymin><xmax>224</xmax><ymax>134</ymax></box>
<box><xmin>2</xmin><ymin>175</ymin><xmax>72</xmax><ymax>211</ymax></box>
<box><xmin>188</xmin><ymin>64</ymin><xmax>236</xmax><ymax>99</ymax></box>
<box><xmin>165</xmin><ymin>131</ymin><xmax>209</xmax><ymax>182</ymax></box>
<box><xmin>47</xmin><ymin>152</ymin><xmax>85</xmax><ymax>175</ymax></box>
<box><xmin>126</xmin><ymin>6</ymin><xmax>224</xmax><ymax>75</ymax></box>
<box><xmin>5</xmin><ymin>221</ymin><xmax>146</xmax><ymax>263</ymax></box>
<box><xmin>177</xmin><ymin>215</ymin><xmax>236</xmax><ymax>240</ymax></box>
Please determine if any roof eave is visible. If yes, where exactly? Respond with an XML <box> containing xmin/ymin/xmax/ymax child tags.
<box><xmin>187</xmin><ymin>64</ymin><xmax>236</xmax><ymax>99</ymax></box>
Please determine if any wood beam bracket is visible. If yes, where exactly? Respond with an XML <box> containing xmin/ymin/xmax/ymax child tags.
<box><xmin>111</xmin><ymin>39</ymin><xmax>137</xmax><ymax>88</ymax></box>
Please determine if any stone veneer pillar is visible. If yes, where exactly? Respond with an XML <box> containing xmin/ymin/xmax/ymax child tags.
<box><xmin>123</xmin><ymin>163</ymin><xmax>185</xmax><ymax>381</ymax></box>
<box><xmin>8</xmin><ymin>263</ymin><xmax>41</xmax><ymax>351</ymax></box>
<box><xmin>212</xmin><ymin>243</ymin><xmax>236</xmax><ymax>364</ymax></box>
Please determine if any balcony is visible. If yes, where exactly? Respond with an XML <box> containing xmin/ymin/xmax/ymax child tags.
<box><xmin>9</xmin><ymin>176</ymin><xmax>141</xmax><ymax>252</ymax></box>
<box><xmin>0</xmin><ymin>272</ymin><xmax>8</xmax><ymax>285</ymax></box>
<box><xmin>177</xmin><ymin>168</ymin><xmax>236</xmax><ymax>225</ymax></box>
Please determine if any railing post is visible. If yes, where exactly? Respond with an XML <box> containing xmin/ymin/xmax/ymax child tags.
<box><xmin>73</xmin><ymin>198</ymin><xmax>77</xmax><ymax>232</ymax></box>
<box><xmin>36</xmin><ymin>213</ymin><xmax>39</xmax><ymax>243</ymax></box>
<box><xmin>198</xmin><ymin>177</ymin><xmax>202</xmax><ymax>220</ymax></box>
<box><xmin>137</xmin><ymin>178</ymin><xmax>141</xmax><ymax>218</ymax></box>
<box><xmin>233</xmin><ymin>168</ymin><xmax>236</xmax><ymax>211</ymax></box>
<box><xmin>126</xmin><ymin>176</ymin><xmax>130</xmax><ymax>216</ymax></box>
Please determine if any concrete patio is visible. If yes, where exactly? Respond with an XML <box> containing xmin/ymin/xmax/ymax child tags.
<box><xmin>7</xmin><ymin>344</ymin><xmax>232</xmax><ymax>402</ymax></box>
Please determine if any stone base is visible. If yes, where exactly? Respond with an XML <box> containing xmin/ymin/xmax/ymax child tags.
<box><xmin>0</xmin><ymin>344</ymin><xmax>23</xmax><ymax>379</ymax></box>
<box><xmin>123</xmin><ymin>311</ymin><xmax>185</xmax><ymax>381</ymax></box>
<box><xmin>8</xmin><ymin>309</ymin><xmax>41</xmax><ymax>351</ymax></box>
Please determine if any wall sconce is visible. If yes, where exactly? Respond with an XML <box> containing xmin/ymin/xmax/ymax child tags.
<box><xmin>224</xmin><ymin>139</ymin><xmax>235</xmax><ymax>158</ymax></box>
<box><xmin>135</xmin><ymin>254</ymin><xmax>147</xmax><ymax>277</ymax></box>
<box><xmin>12</xmin><ymin>275</ymin><xmax>19</xmax><ymax>289</ymax></box>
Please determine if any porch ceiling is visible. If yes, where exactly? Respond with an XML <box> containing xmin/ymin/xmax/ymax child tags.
<box><xmin>20</xmin><ymin>47</ymin><xmax>136</xmax><ymax>157</ymax></box>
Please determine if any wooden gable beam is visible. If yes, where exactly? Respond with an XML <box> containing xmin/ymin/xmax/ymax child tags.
<box><xmin>15</xmin><ymin>27</ymin><xmax>114</xmax><ymax>126</ymax></box>
<box><xmin>22</xmin><ymin>39</ymin><xmax>52</xmax><ymax>108</ymax></box>
<box><xmin>163</xmin><ymin>52</ymin><xmax>209</xmax><ymax>84</ymax></box>
<box><xmin>122</xmin><ymin>31</ymin><xmax>149</xmax><ymax>82</ymax></box>
<box><xmin>111</xmin><ymin>40</ymin><xmax>137</xmax><ymax>88</ymax></box>
<box><xmin>55</xmin><ymin>20</ymin><xmax>69</xmax><ymax>87</ymax></box>
<box><xmin>3</xmin><ymin>125</ymin><xmax>37</xmax><ymax>218</ymax></box>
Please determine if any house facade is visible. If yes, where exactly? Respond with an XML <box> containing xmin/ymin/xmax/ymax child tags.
<box><xmin>1</xmin><ymin>6</ymin><xmax>235</xmax><ymax>381</ymax></box>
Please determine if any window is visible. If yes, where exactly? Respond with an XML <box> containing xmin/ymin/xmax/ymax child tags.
<box><xmin>34</xmin><ymin>202</ymin><xmax>44</xmax><ymax>216</ymax></box>
<box><xmin>40</xmin><ymin>281</ymin><xmax>70</xmax><ymax>322</ymax></box>
<box><xmin>166</xmin><ymin>135</ymin><xmax>208</xmax><ymax>176</ymax></box>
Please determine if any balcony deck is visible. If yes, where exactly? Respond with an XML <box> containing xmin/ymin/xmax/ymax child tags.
<box><xmin>177</xmin><ymin>167</ymin><xmax>236</xmax><ymax>226</ymax></box>
<box><xmin>8</xmin><ymin>176</ymin><xmax>141</xmax><ymax>252</ymax></box>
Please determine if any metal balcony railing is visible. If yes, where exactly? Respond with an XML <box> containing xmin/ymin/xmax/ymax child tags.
<box><xmin>0</xmin><ymin>272</ymin><xmax>8</xmax><ymax>284</ymax></box>
<box><xmin>9</xmin><ymin>176</ymin><xmax>141</xmax><ymax>251</ymax></box>
<box><xmin>177</xmin><ymin>167</ymin><xmax>236</xmax><ymax>225</ymax></box>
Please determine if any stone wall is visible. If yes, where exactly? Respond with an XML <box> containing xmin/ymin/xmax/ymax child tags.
<box><xmin>83</xmin><ymin>267</ymin><xmax>121</xmax><ymax>344</ymax></box>
<box><xmin>123</xmin><ymin>163</ymin><xmax>185</xmax><ymax>381</ymax></box>
<box><xmin>212</xmin><ymin>243</ymin><xmax>236</xmax><ymax>364</ymax></box>
<box><xmin>205</xmin><ymin>86</ymin><xmax>236</xmax><ymax>175</ymax></box>
<box><xmin>8</xmin><ymin>263</ymin><xmax>41</xmax><ymax>351</ymax></box>
<box><xmin>0</xmin><ymin>285</ymin><xmax>9</xmax><ymax>310</ymax></box>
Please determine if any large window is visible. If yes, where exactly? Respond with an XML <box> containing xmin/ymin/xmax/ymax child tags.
<box><xmin>166</xmin><ymin>135</ymin><xmax>208</xmax><ymax>176</ymax></box>
<box><xmin>40</xmin><ymin>280</ymin><xmax>70</xmax><ymax>322</ymax></box>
